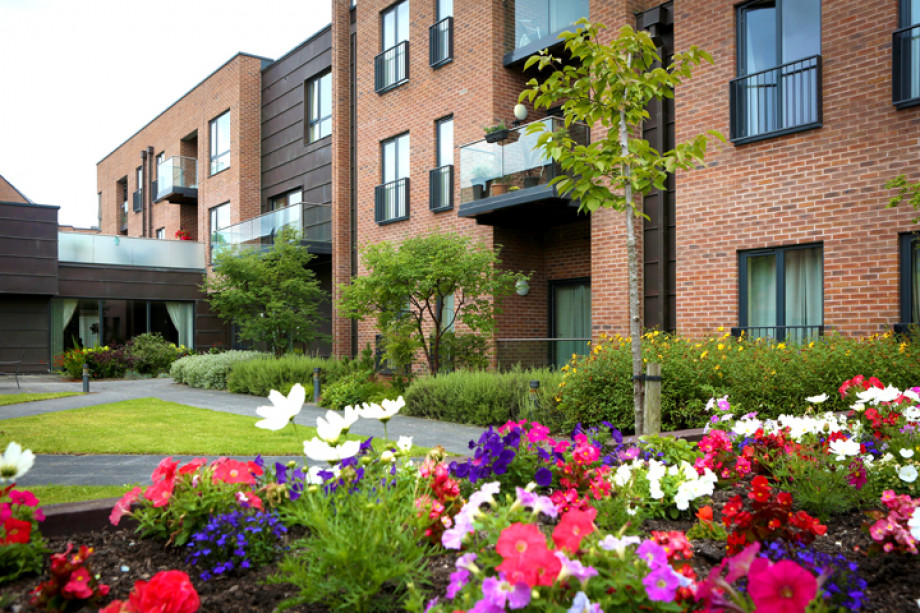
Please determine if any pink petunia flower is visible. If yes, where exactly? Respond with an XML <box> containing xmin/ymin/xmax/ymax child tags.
<box><xmin>747</xmin><ymin>558</ymin><xmax>817</xmax><ymax>613</ymax></box>
<box><xmin>109</xmin><ymin>486</ymin><xmax>144</xmax><ymax>525</ymax></box>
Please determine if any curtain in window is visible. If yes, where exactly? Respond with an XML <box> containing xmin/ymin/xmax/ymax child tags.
<box><xmin>784</xmin><ymin>247</ymin><xmax>823</xmax><ymax>341</ymax></box>
<box><xmin>912</xmin><ymin>238</ymin><xmax>920</xmax><ymax>323</ymax></box>
<box><xmin>554</xmin><ymin>283</ymin><xmax>591</xmax><ymax>367</ymax></box>
<box><xmin>50</xmin><ymin>299</ymin><xmax>78</xmax><ymax>361</ymax></box>
<box><xmin>165</xmin><ymin>302</ymin><xmax>194</xmax><ymax>348</ymax></box>
<box><xmin>440</xmin><ymin>294</ymin><xmax>455</xmax><ymax>332</ymax></box>
<box><xmin>747</xmin><ymin>254</ymin><xmax>777</xmax><ymax>337</ymax></box>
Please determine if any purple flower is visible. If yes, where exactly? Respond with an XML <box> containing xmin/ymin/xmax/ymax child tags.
<box><xmin>446</xmin><ymin>569</ymin><xmax>470</xmax><ymax>599</ymax></box>
<box><xmin>535</xmin><ymin>466</ymin><xmax>553</xmax><ymax>487</ymax></box>
<box><xmin>556</xmin><ymin>552</ymin><xmax>598</xmax><ymax>585</ymax></box>
<box><xmin>481</xmin><ymin>574</ymin><xmax>531</xmax><ymax>610</ymax></box>
<box><xmin>643</xmin><ymin>565</ymin><xmax>679</xmax><ymax>602</ymax></box>
<box><xmin>442</xmin><ymin>511</ymin><xmax>473</xmax><ymax>549</ymax></box>
<box><xmin>636</xmin><ymin>540</ymin><xmax>668</xmax><ymax>570</ymax></box>
<box><xmin>567</xmin><ymin>591</ymin><xmax>602</xmax><ymax>613</ymax></box>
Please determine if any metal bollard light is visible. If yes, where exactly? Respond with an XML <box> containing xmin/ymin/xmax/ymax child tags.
<box><xmin>82</xmin><ymin>363</ymin><xmax>90</xmax><ymax>393</ymax></box>
<box><xmin>313</xmin><ymin>367</ymin><xmax>321</xmax><ymax>404</ymax></box>
<box><xmin>529</xmin><ymin>380</ymin><xmax>540</xmax><ymax>411</ymax></box>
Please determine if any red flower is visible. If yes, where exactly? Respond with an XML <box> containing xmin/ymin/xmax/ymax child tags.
<box><xmin>552</xmin><ymin>507</ymin><xmax>597</xmax><ymax>553</ymax></box>
<box><xmin>151</xmin><ymin>457</ymin><xmax>178</xmax><ymax>483</ymax></box>
<box><xmin>177</xmin><ymin>458</ymin><xmax>207</xmax><ymax>476</ymax></box>
<box><xmin>130</xmin><ymin>570</ymin><xmax>200</xmax><ymax>613</ymax></box>
<box><xmin>1</xmin><ymin>516</ymin><xmax>31</xmax><ymax>544</ymax></box>
<box><xmin>695</xmin><ymin>505</ymin><xmax>713</xmax><ymax>524</ymax></box>
<box><xmin>62</xmin><ymin>567</ymin><xmax>94</xmax><ymax>600</ymax></box>
<box><xmin>496</xmin><ymin>546</ymin><xmax>561</xmax><ymax>587</ymax></box>
<box><xmin>747</xmin><ymin>558</ymin><xmax>817</xmax><ymax>613</ymax></box>
<box><xmin>496</xmin><ymin>522</ymin><xmax>548</xmax><ymax>560</ymax></box>
<box><xmin>144</xmin><ymin>477</ymin><xmax>176</xmax><ymax>508</ymax></box>
<box><xmin>9</xmin><ymin>489</ymin><xmax>39</xmax><ymax>507</ymax></box>
<box><xmin>236</xmin><ymin>490</ymin><xmax>263</xmax><ymax>511</ymax></box>
<box><xmin>110</xmin><ymin>486</ymin><xmax>143</xmax><ymax>525</ymax></box>
<box><xmin>211</xmin><ymin>458</ymin><xmax>257</xmax><ymax>485</ymax></box>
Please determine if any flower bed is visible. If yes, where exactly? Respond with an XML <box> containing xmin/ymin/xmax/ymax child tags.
<box><xmin>4</xmin><ymin>377</ymin><xmax>920</xmax><ymax>612</ymax></box>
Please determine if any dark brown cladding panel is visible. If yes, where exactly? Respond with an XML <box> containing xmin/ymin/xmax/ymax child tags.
<box><xmin>57</xmin><ymin>264</ymin><xmax>205</xmax><ymax>302</ymax></box>
<box><xmin>0</xmin><ymin>295</ymin><xmax>51</xmax><ymax>372</ymax></box>
<box><xmin>0</xmin><ymin>201</ymin><xmax>59</xmax><ymax>295</ymax></box>
<box><xmin>260</xmin><ymin>27</ymin><xmax>333</xmax><ymax>208</ymax></box>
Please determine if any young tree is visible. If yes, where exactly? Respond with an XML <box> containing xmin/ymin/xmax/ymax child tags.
<box><xmin>520</xmin><ymin>21</ymin><xmax>722</xmax><ymax>434</ymax></box>
<box><xmin>338</xmin><ymin>233</ymin><xmax>522</xmax><ymax>376</ymax></box>
<box><xmin>203</xmin><ymin>227</ymin><xmax>328</xmax><ymax>356</ymax></box>
<box><xmin>885</xmin><ymin>175</ymin><xmax>920</xmax><ymax>223</ymax></box>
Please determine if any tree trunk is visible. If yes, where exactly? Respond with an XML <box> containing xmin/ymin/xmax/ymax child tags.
<box><xmin>619</xmin><ymin>100</ymin><xmax>645</xmax><ymax>436</ymax></box>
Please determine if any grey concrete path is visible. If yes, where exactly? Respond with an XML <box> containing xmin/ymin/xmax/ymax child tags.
<box><xmin>2</xmin><ymin>375</ymin><xmax>484</xmax><ymax>487</ymax></box>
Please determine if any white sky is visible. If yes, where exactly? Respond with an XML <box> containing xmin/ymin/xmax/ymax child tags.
<box><xmin>0</xmin><ymin>0</ymin><xmax>332</xmax><ymax>227</ymax></box>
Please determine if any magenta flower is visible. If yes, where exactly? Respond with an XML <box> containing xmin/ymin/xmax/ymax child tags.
<box><xmin>446</xmin><ymin>569</ymin><xmax>469</xmax><ymax>599</ymax></box>
<box><xmin>643</xmin><ymin>564</ymin><xmax>680</xmax><ymax>602</ymax></box>
<box><xmin>555</xmin><ymin>552</ymin><xmax>598</xmax><ymax>585</ymax></box>
<box><xmin>481</xmin><ymin>574</ymin><xmax>531</xmax><ymax>610</ymax></box>
<box><xmin>747</xmin><ymin>558</ymin><xmax>817</xmax><ymax>613</ymax></box>
<box><xmin>636</xmin><ymin>539</ymin><xmax>668</xmax><ymax>570</ymax></box>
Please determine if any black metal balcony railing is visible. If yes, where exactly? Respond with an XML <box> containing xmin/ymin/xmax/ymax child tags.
<box><xmin>730</xmin><ymin>325</ymin><xmax>824</xmax><ymax>343</ymax></box>
<box><xmin>429</xmin><ymin>17</ymin><xmax>453</xmax><ymax>67</ymax></box>
<box><xmin>375</xmin><ymin>41</ymin><xmax>409</xmax><ymax>93</ymax></box>
<box><xmin>429</xmin><ymin>165</ymin><xmax>454</xmax><ymax>211</ymax></box>
<box><xmin>893</xmin><ymin>24</ymin><xmax>920</xmax><ymax>108</ymax></box>
<box><xmin>132</xmin><ymin>188</ymin><xmax>143</xmax><ymax>212</ymax></box>
<box><xmin>730</xmin><ymin>55</ymin><xmax>822</xmax><ymax>144</ymax></box>
<box><xmin>375</xmin><ymin>178</ymin><xmax>409</xmax><ymax>223</ymax></box>
<box><xmin>495</xmin><ymin>337</ymin><xmax>591</xmax><ymax>371</ymax></box>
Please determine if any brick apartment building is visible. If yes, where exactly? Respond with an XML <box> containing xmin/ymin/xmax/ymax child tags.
<box><xmin>87</xmin><ymin>0</ymin><xmax>919</xmax><ymax>370</ymax></box>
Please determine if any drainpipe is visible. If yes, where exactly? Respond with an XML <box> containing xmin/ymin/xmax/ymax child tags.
<box><xmin>140</xmin><ymin>149</ymin><xmax>148</xmax><ymax>237</ymax></box>
<box><xmin>146</xmin><ymin>146</ymin><xmax>155</xmax><ymax>238</ymax></box>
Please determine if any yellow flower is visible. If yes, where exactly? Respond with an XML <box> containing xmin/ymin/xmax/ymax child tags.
<box><xmin>776</xmin><ymin>343</ymin><xmax>786</xmax><ymax>350</ymax></box>
<box><xmin>561</xmin><ymin>365</ymin><xmax>569</xmax><ymax>371</ymax></box>
<box><xmin>572</xmin><ymin>368</ymin><xmax>577</xmax><ymax>374</ymax></box>
<box><xmin>808</xmin><ymin>341</ymin><xmax>815</xmax><ymax>348</ymax></box>
<box><xmin>737</xmin><ymin>346</ymin><xmax>744</xmax><ymax>352</ymax></box>
<box><xmin>714</xmin><ymin>364</ymin><xmax>721</xmax><ymax>370</ymax></box>
<box><xmin>700</xmin><ymin>351</ymin><xmax>708</xmax><ymax>359</ymax></box>
<box><xmin>717</xmin><ymin>326</ymin><xmax>724</xmax><ymax>332</ymax></box>
<box><xmin>900</xmin><ymin>343</ymin><xmax>908</xmax><ymax>354</ymax></box>
<box><xmin>717</xmin><ymin>343</ymin><xmax>725</xmax><ymax>351</ymax></box>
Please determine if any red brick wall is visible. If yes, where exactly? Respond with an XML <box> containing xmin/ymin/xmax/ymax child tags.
<box><xmin>97</xmin><ymin>54</ymin><xmax>265</xmax><ymax>253</ymax></box>
<box><xmin>671</xmin><ymin>0</ymin><xmax>920</xmax><ymax>337</ymax></box>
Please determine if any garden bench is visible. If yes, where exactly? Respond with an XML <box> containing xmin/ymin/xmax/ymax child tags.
<box><xmin>0</xmin><ymin>350</ymin><xmax>25</xmax><ymax>389</ymax></box>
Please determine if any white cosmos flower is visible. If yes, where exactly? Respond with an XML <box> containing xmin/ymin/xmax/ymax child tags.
<box><xmin>900</xmin><ymin>465</ymin><xmax>919</xmax><ymax>483</ymax></box>
<box><xmin>396</xmin><ymin>436</ymin><xmax>413</xmax><ymax>452</ymax></box>
<box><xmin>302</xmin><ymin>437</ymin><xmax>361</xmax><ymax>463</ymax></box>
<box><xmin>356</xmin><ymin>397</ymin><xmax>405</xmax><ymax>423</ymax></box>
<box><xmin>901</xmin><ymin>448</ymin><xmax>915</xmax><ymax>459</ymax></box>
<box><xmin>316</xmin><ymin>409</ymin><xmax>358</xmax><ymax>444</ymax></box>
<box><xmin>828</xmin><ymin>438</ymin><xmax>861</xmax><ymax>461</ymax></box>
<box><xmin>0</xmin><ymin>442</ymin><xmax>35</xmax><ymax>483</ymax></box>
<box><xmin>254</xmin><ymin>384</ymin><xmax>305</xmax><ymax>430</ymax></box>
<box><xmin>805</xmin><ymin>393</ymin><xmax>829</xmax><ymax>404</ymax></box>
<box><xmin>856</xmin><ymin>385</ymin><xmax>903</xmax><ymax>405</ymax></box>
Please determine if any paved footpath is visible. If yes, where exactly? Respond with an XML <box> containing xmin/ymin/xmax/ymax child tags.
<box><xmin>1</xmin><ymin>375</ymin><xmax>485</xmax><ymax>487</ymax></box>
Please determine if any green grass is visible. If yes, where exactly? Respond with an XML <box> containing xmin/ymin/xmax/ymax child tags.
<box><xmin>0</xmin><ymin>392</ymin><xmax>81</xmax><ymax>406</ymax></box>
<box><xmin>27</xmin><ymin>484</ymin><xmax>135</xmax><ymax>506</ymax></box>
<box><xmin>0</xmin><ymin>398</ymin><xmax>431</xmax><ymax>456</ymax></box>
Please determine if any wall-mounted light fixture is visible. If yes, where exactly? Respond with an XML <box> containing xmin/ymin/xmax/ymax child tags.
<box><xmin>113</xmin><ymin>236</ymin><xmax>120</xmax><ymax>246</ymax></box>
<box><xmin>515</xmin><ymin>278</ymin><xmax>530</xmax><ymax>296</ymax></box>
<box><xmin>513</xmin><ymin>104</ymin><xmax>529</xmax><ymax>125</ymax></box>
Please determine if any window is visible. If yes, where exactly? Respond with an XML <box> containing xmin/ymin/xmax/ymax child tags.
<box><xmin>429</xmin><ymin>0</ymin><xmax>453</xmax><ymax>66</ymax></box>
<box><xmin>306</xmin><ymin>72</ymin><xmax>332</xmax><ymax>142</ymax></box>
<box><xmin>156</xmin><ymin>227</ymin><xmax>165</xmax><ymax>240</ymax></box>
<box><xmin>552</xmin><ymin>279</ymin><xmax>591</xmax><ymax>367</ymax></box>
<box><xmin>894</xmin><ymin>0</ymin><xmax>920</xmax><ymax>108</ymax></box>
<box><xmin>513</xmin><ymin>0</ymin><xmax>588</xmax><ymax>50</ymax></box>
<box><xmin>430</xmin><ymin>117</ymin><xmax>453</xmax><ymax>211</ymax></box>
<box><xmin>375</xmin><ymin>1</ymin><xmax>409</xmax><ymax>92</ymax></box>
<box><xmin>376</xmin><ymin>133</ymin><xmax>410</xmax><ymax>223</ymax></box>
<box><xmin>133</xmin><ymin>166</ymin><xmax>144</xmax><ymax>212</ymax></box>
<box><xmin>209</xmin><ymin>202</ymin><xmax>231</xmax><ymax>262</ymax></box>
<box><xmin>900</xmin><ymin>233</ymin><xmax>920</xmax><ymax>326</ymax></box>
<box><xmin>209</xmin><ymin>111</ymin><xmax>230</xmax><ymax>174</ymax></box>
<box><xmin>268</xmin><ymin>188</ymin><xmax>303</xmax><ymax>212</ymax></box>
<box><xmin>731</xmin><ymin>0</ymin><xmax>821</xmax><ymax>143</ymax></box>
<box><xmin>738</xmin><ymin>244</ymin><xmax>823</xmax><ymax>342</ymax></box>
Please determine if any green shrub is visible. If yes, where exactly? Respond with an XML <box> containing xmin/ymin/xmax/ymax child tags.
<box><xmin>169</xmin><ymin>351</ymin><xmax>268</xmax><ymax>389</ymax></box>
<box><xmin>227</xmin><ymin>354</ymin><xmax>354</xmax><ymax>397</ymax></box>
<box><xmin>126</xmin><ymin>333</ymin><xmax>187</xmax><ymax>376</ymax></box>
<box><xmin>402</xmin><ymin>367</ymin><xmax>562</xmax><ymax>426</ymax></box>
<box><xmin>319</xmin><ymin>370</ymin><xmax>392</xmax><ymax>411</ymax></box>
<box><xmin>553</xmin><ymin>330</ymin><xmax>920</xmax><ymax>434</ymax></box>
<box><xmin>54</xmin><ymin>345</ymin><xmax>135</xmax><ymax>379</ymax></box>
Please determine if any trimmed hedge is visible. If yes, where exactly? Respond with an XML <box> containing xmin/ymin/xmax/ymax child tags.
<box><xmin>226</xmin><ymin>355</ymin><xmax>355</xmax><ymax>397</ymax></box>
<box><xmin>170</xmin><ymin>351</ymin><xmax>268</xmax><ymax>390</ymax></box>
<box><xmin>551</xmin><ymin>330</ymin><xmax>919</xmax><ymax>434</ymax></box>
<box><xmin>403</xmin><ymin>367</ymin><xmax>562</xmax><ymax>426</ymax></box>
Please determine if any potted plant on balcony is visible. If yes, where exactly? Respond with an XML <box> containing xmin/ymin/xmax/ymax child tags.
<box><xmin>489</xmin><ymin>175</ymin><xmax>513</xmax><ymax>196</ymax></box>
<box><xmin>484</xmin><ymin>120</ymin><xmax>510</xmax><ymax>143</ymax></box>
<box><xmin>174</xmin><ymin>229</ymin><xmax>192</xmax><ymax>241</ymax></box>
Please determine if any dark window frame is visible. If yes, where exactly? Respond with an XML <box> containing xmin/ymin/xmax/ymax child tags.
<box><xmin>430</xmin><ymin>116</ymin><xmax>454</xmax><ymax>211</ymax></box>
<box><xmin>900</xmin><ymin>232</ymin><xmax>920</xmax><ymax>325</ymax></box>
<box><xmin>209</xmin><ymin>110</ymin><xmax>231</xmax><ymax>176</ymax></box>
<box><xmin>376</xmin><ymin>132</ymin><xmax>410</xmax><ymax>224</ymax></box>
<box><xmin>894</xmin><ymin>0</ymin><xmax>920</xmax><ymax>108</ymax></box>
<box><xmin>376</xmin><ymin>0</ymin><xmax>410</xmax><ymax>93</ymax></box>
<box><xmin>208</xmin><ymin>201</ymin><xmax>231</xmax><ymax>263</ymax></box>
<box><xmin>306</xmin><ymin>71</ymin><xmax>333</xmax><ymax>143</ymax></box>
<box><xmin>737</xmin><ymin>242</ymin><xmax>824</xmax><ymax>341</ymax></box>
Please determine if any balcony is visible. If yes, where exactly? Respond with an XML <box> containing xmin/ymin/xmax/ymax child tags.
<box><xmin>374</xmin><ymin>178</ymin><xmax>409</xmax><ymax>224</ymax></box>
<box><xmin>894</xmin><ymin>24</ymin><xmax>920</xmax><ymax>109</ymax></box>
<box><xmin>457</xmin><ymin>117</ymin><xmax>588</xmax><ymax>226</ymax></box>
<box><xmin>730</xmin><ymin>55</ymin><xmax>822</xmax><ymax>144</ymax></box>
<box><xmin>58</xmin><ymin>232</ymin><xmax>205</xmax><ymax>270</ymax></box>
<box><xmin>503</xmin><ymin>0</ymin><xmax>588</xmax><ymax>66</ymax></box>
<box><xmin>212</xmin><ymin>202</ymin><xmax>332</xmax><ymax>258</ymax></box>
<box><xmin>429</xmin><ymin>17</ymin><xmax>452</xmax><ymax>67</ymax></box>
<box><xmin>429</xmin><ymin>165</ymin><xmax>453</xmax><ymax>212</ymax></box>
<box><xmin>132</xmin><ymin>188</ymin><xmax>143</xmax><ymax>212</ymax></box>
<box><xmin>155</xmin><ymin>156</ymin><xmax>198</xmax><ymax>205</ymax></box>
<box><xmin>375</xmin><ymin>41</ymin><xmax>409</xmax><ymax>93</ymax></box>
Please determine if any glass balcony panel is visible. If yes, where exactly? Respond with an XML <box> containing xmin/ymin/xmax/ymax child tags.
<box><xmin>58</xmin><ymin>233</ymin><xmax>205</xmax><ymax>269</ymax></box>
<box><xmin>215</xmin><ymin>203</ymin><xmax>331</xmax><ymax>253</ymax></box>
<box><xmin>156</xmin><ymin>156</ymin><xmax>198</xmax><ymax>202</ymax></box>
<box><xmin>511</xmin><ymin>0</ymin><xmax>588</xmax><ymax>51</ymax></box>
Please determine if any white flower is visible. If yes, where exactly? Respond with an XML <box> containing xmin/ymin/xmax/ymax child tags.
<box><xmin>903</xmin><ymin>406</ymin><xmax>920</xmax><ymax>422</ymax></box>
<box><xmin>302</xmin><ymin>437</ymin><xmax>361</xmax><ymax>463</ymax></box>
<box><xmin>613</xmin><ymin>464</ymin><xmax>633</xmax><ymax>487</ymax></box>
<box><xmin>355</xmin><ymin>397</ymin><xmax>405</xmax><ymax>423</ymax></box>
<box><xmin>396</xmin><ymin>436</ymin><xmax>413</xmax><ymax>452</ymax></box>
<box><xmin>901</xmin><ymin>448</ymin><xmax>915</xmax><ymax>459</ymax></box>
<box><xmin>902</xmin><ymin>390</ymin><xmax>920</xmax><ymax>404</ymax></box>
<box><xmin>732</xmin><ymin>418</ymin><xmax>761</xmax><ymax>437</ymax></box>
<box><xmin>254</xmin><ymin>384</ymin><xmax>305</xmax><ymax>430</ymax></box>
<box><xmin>0</xmin><ymin>442</ymin><xmax>34</xmax><ymax>483</ymax></box>
<box><xmin>908</xmin><ymin>507</ymin><xmax>920</xmax><ymax>541</ymax></box>
<box><xmin>856</xmin><ymin>385</ymin><xmax>902</xmax><ymax>406</ymax></box>
<box><xmin>828</xmin><ymin>438</ymin><xmax>861</xmax><ymax>461</ymax></box>
<box><xmin>598</xmin><ymin>535</ymin><xmax>640</xmax><ymax>555</ymax></box>
<box><xmin>316</xmin><ymin>409</ymin><xmax>358</xmax><ymax>444</ymax></box>
<box><xmin>805</xmin><ymin>393</ymin><xmax>828</xmax><ymax>404</ymax></box>
<box><xmin>899</xmin><ymin>465</ymin><xmax>918</xmax><ymax>483</ymax></box>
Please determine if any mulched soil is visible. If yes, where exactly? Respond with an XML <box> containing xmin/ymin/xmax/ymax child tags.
<box><xmin>3</xmin><ymin>485</ymin><xmax>919</xmax><ymax>612</ymax></box>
